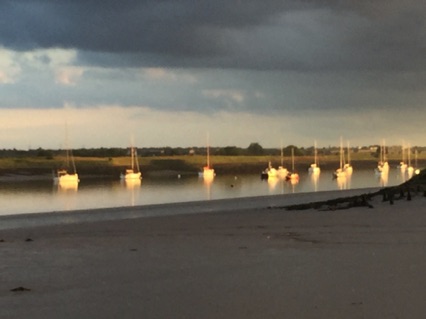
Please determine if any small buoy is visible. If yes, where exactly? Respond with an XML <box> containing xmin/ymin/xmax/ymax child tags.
<box><xmin>177</xmin><ymin>174</ymin><xmax>181</xmax><ymax>179</ymax></box>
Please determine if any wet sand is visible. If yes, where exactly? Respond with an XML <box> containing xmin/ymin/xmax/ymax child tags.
<box><xmin>1</xmin><ymin>188</ymin><xmax>425</xmax><ymax>319</ymax></box>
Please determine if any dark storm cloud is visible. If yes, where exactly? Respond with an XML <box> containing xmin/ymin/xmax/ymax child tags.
<box><xmin>0</xmin><ymin>1</ymin><xmax>293</xmax><ymax>54</ymax></box>
<box><xmin>1</xmin><ymin>0</ymin><xmax>425</xmax><ymax>71</ymax></box>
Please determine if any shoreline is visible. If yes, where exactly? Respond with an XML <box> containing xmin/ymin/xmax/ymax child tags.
<box><xmin>0</xmin><ymin>184</ymin><xmax>425</xmax><ymax>318</ymax></box>
<box><xmin>0</xmin><ymin>187</ymin><xmax>382</xmax><ymax>230</ymax></box>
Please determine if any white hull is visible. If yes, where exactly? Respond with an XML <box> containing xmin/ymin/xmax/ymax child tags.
<box><xmin>121</xmin><ymin>171</ymin><xmax>142</xmax><ymax>180</ymax></box>
<box><xmin>199</xmin><ymin>167</ymin><xmax>215</xmax><ymax>179</ymax></box>
<box><xmin>55</xmin><ymin>173</ymin><xmax>79</xmax><ymax>183</ymax></box>
<box><xmin>375</xmin><ymin>162</ymin><xmax>389</xmax><ymax>175</ymax></box>
<box><xmin>262</xmin><ymin>161</ymin><xmax>279</xmax><ymax>179</ymax></box>
<box><xmin>54</xmin><ymin>168</ymin><xmax>80</xmax><ymax>184</ymax></box>
<box><xmin>333</xmin><ymin>168</ymin><xmax>346</xmax><ymax>178</ymax></box>
<box><xmin>288</xmin><ymin>173</ymin><xmax>299</xmax><ymax>180</ymax></box>
<box><xmin>398</xmin><ymin>162</ymin><xmax>407</xmax><ymax>171</ymax></box>
<box><xmin>343</xmin><ymin>164</ymin><xmax>353</xmax><ymax>175</ymax></box>
<box><xmin>54</xmin><ymin>172</ymin><xmax>79</xmax><ymax>190</ymax></box>
<box><xmin>374</xmin><ymin>166</ymin><xmax>389</xmax><ymax>176</ymax></box>
<box><xmin>267</xmin><ymin>168</ymin><xmax>278</xmax><ymax>178</ymax></box>
<box><xmin>308</xmin><ymin>164</ymin><xmax>320</xmax><ymax>175</ymax></box>
<box><xmin>278</xmin><ymin>166</ymin><xmax>288</xmax><ymax>177</ymax></box>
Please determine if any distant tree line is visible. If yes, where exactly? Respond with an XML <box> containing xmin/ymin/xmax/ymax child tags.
<box><xmin>0</xmin><ymin>144</ymin><xmax>423</xmax><ymax>158</ymax></box>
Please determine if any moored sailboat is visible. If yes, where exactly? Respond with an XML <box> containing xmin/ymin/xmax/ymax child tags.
<box><xmin>397</xmin><ymin>143</ymin><xmax>408</xmax><ymax>171</ymax></box>
<box><xmin>333</xmin><ymin>138</ymin><xmax>346</xmax><ymax>179</ymax></box>
<box><xmin>286</xmin><ymin>148</ymin><xmax>299</xmax><ymax>182</ymax></box>
<box><xmin>198</xmin><ymin>135</ymin><xmax>215</xmax><ymax>179</ymax></box>
<box><xmin>374</xmin><ymin>140</ymin><xmax>389</xmax><ymax>176</ymax></box>
<box><xmin>54</xmin><ymin>148</ymin><xmax>79</xmax><ymax>186</ymax></box>
<box><xmin>262</xmin><ymin>161</ymin><xmax>278</xmax><ymax>179</ymax></box>
<box><xmin>308</xmin><ymin>141</ymin><xmax>320</xmax><ymax>175</ymax></box>
<box><xmin>343</xmin><ymin>141</ymin><xmax>353</xmax><ymax>175</ymax></box>
<box><xmin>120</xmin><ymin>146</ymin><xmax>142</xmax><ymax>180</ymax></box>
<box><xmin>277</xmin><ymin>142</ymin><xmax>289</xmax><ymax>177</ymax></box>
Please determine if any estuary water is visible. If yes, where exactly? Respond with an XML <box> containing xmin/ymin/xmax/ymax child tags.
<box><xmin>0</xmin><ymin>168</ymin><xmax>411</xmax><ymax>216</ymax></box>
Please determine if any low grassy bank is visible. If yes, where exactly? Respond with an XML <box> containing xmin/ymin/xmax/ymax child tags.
<box><xmin>0</xmin><ymin>153</ymin><xmax>425</xmax><ymax>178</ymax></box>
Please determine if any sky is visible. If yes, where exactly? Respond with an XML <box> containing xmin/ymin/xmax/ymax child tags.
<box><xmin>0</xmin><ymin>0</ymin><xmax>425</xmax><ymax>149</ymax></box>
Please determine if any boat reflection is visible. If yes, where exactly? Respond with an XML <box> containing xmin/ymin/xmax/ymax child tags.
<box><xmin>267</xmin><ymin>177</ymin><xmax>279</xmax><ymax>191</ymax></box>
<box><xmin>122</xmin><ymin>178</ymin><xmax>142</xmax><ymax>189</ymax></box>
<box><xmin>120</xmin><ymin>178</ymin><xmax>142</xmax><ymax>206</ymax></box>
<box><xmin>203</xmin><ymin>175</ymin><xmax>214</xmax><ymax>200</ymax></box>
<box><xmin>310</xmin><ymin>173</ymin><xmax>319</xmax><ymax>192</ymax></box>
<box><xmin>336</xmin><ymin>176</ymin><xmax>348</xmax><ymax>190</ymax></box>
<box><xmin>377</xmin><ymin>172</ymin><xmax>389</xmax><ymax>187</ymax></box>
<box><xmin>289</xmin><ymin>178</ymin><xmax>298</xmax><ymax>193</ymax></box>
<box><xmin>56</xmin><ymin>180</ymin><xmax>79</xmax><ymax>192</ymax></box>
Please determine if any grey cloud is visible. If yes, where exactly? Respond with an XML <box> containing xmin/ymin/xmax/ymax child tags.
<box><xmin>1</xmin><ymin>0</ymin><xmax>425</xmax><ymax>72</ymax></box>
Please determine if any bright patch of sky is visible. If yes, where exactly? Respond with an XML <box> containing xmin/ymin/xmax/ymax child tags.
<box><xmin>0</xmin><ymin>1</ymin><xmax>425</xmax><ymax>148</ymax></box>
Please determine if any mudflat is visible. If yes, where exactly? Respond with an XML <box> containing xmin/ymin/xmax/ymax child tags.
<box><xmin>0</xmin><ymin>188</ymin><xmax>425</xmax><ymax>319</ymax></box>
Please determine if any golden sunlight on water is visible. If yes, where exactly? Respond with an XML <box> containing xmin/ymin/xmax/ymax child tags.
<box><xmin>0</xmin><ymin>168</ymin><xmax>415</xmax><ymax>216</ymax></box>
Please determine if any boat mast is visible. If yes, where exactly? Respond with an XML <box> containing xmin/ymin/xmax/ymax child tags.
<box><xmin>347</xmin><ymin>141</ymin><xmax>351</xmax><ymax>165</ymax></box>
<box><xmin>206</xmin><ymin>132</ymin><xmax>210</xmax><ymax>168</ymax></box>
<box><xmin>402</xmin><ymin>142</ymin><xmax>406</xmax><ymax>163</ymax></box>
<box><xmin>415</xmin><ymin>148</ymin><xmax>418</xmax><ymax>168</ymax></box>
<box><xmin>64</xmin><ymin>121</ymin><xmax>77</xmax><ymax>174</ymax></box>
<box><xmin>131</xmin><ymin>147</ymin><xmax>135</xmax><ymax>171</ymax></box>
<box><xmin>134</xmin><ymin>147</ymin><xmax>140</xmax><ymax>173</ymax></box>
<box><xmin>383</xmin><ymin>139</ymin><xmax>387</xmax><ymax>163</ymax></box>
<box><xmin>314</xmin><ymin>140</ymin><xmax>318</xmax><ymax>166</ymax></box>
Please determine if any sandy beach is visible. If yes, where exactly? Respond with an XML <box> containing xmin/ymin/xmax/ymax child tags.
<box><xmin>1</xmin><ymin>186</ymin><xmax>426</xmax><ymax>319</ymax></box>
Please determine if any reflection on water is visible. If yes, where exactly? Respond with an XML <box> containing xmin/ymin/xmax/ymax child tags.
<box><xmin>202</xmin><ymin>176</ymin><xmax>214</xmax><ymax>200</ymax></box>
<box><xmin>0</xmin><ymin>168</ymin><xmax>410</xmax><ymax>216</ymax></box>
<box><xmin>336</xmin><ymin>176</ymin><xmax>347</xmax><ymax>190</ymax></box>
<box><xmin>122</xmin><ymin>179</ymin><xmax>141</xmax><ymax>189</ymax></box>
<box><xmin>377</xmin><ymin>172</ymin><xmax>389</xmax><ymax>187</ymax></box>
<box><xmin>121</xmin><ymin>179</ymin><xmax>141</xmax><ymax>206</ymax></box>
<box><xmin>310</xmin><ymin>173</ymin><xmax>319</xmax><ymax>192</ymax></box>
<box><xmin>267</xmin><ymin>177</ymin><xmax>279</xmax><ymax>192</ymax></box>
<box><xmin>56</xmin><ymin>181</ymin><xmax>79</xmax><ymax>192</ymax></box>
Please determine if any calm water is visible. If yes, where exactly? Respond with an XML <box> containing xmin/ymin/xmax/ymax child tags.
<box><xmin>0</xmin><ymin>168</ymin><xmax>412</xmax><ymax>216</ymax></box>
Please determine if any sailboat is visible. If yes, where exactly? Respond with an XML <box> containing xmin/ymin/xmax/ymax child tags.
<box><xmin>285</xmin><ymin>147</ymin><xmax>299</xmax><ymax>181</ymax></box>
<box><xmin>374</xmin><ymin>140</ymin><xmax>389</xmax><ymax>176</ymax></box>
<box><xmin>333</xmin><ymin>138</ymin><xmax>346</xmax><ymax>179</ymax></box>
<box><xmin>397</xmin><ymin>143</ymin><xmax>408</xmax><ymax>171</ymax></box>
<box><xmin>54</xmin><ymin>148</ymin><xmax>79</xmax><ymax>185</ymax></box>
<box><xmin>343</xmin><ymin>141</ymin><xmax>353</xmax><ymax>175</ymax></box>
<box><xmin>308</xmin><ymin>141</ymin><xmax>320</xmax><ymax>174</ymax></box>
<box><xmin>262</xmin><ymin>161</ymin><xmax>278</xmax><ymax>179</ymax></box>
<box><xmin>277</xmin><ymin>142</ymin><xmax>289</xmax><ymax>177</ymax></box>
<box><xmin>198</xmin><ymin>135</ymin><xmax>215</xmax><ymax>179</ymax></box>
<box><xmin>120</xmin><ymin>146</ymin><xmax>142</xmax><ymax>180</ymax></box>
